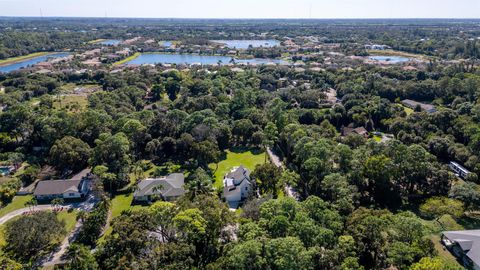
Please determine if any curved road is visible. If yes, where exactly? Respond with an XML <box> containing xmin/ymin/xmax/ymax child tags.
<box><xmin>0</xmin><ymin>204</ymin><xmax>61</xmax><ymax>225</ymax></box>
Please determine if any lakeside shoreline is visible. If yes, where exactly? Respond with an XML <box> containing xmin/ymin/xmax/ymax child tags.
<box><xmin>0</xmin><ymin>52</ymin><xmax>54</xmax><ymax>67</ymax></box>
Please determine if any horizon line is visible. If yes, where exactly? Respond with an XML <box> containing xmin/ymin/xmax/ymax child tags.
<box><xmin>0</xmin><ymin>16</ymin><xmax>479</xmax><ymax>20</ymax></box>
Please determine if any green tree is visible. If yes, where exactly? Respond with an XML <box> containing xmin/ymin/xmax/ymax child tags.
<box><xmin>50</xmin><ymin>136</ymin><xmax>92</xmax><ymax>172</ymax></box>
<box><xmin>64</xmin><ymin>244</ymin><xmax>99</xmax><ymax>270</ymax></box>
<box><xmin>419</xmin><ymin>197</ymin><xmax>464</xmax><ymax>220</ymax></box>
<box><xmin>5</xmin><ymin>211</ymin><xmax>65</xmax><ymax>261</ymax></box>
<box><xmin>251</xmin><ymin>163</ymin><xmax>282</xmax><ymax>197</ymax></box>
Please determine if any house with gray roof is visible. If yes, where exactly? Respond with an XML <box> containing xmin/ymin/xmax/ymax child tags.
<box><xmin>133</xmin><ymin>173</ymin><xmax>185</xmax><ymax>203</ymax></box>
<box><xmin>401</xmin><ymin>99</ymin><xmax>437</xmax><ymax>113</ymax></box>
<box><xmin>34</xmin><ymin>179</ymin><xmax>90</xmax><ymax>200</ymax></box>
<box><xmin>442</xmin><ymin>230</ymin><xmax>480</xmax><ymax>269</ymax></box>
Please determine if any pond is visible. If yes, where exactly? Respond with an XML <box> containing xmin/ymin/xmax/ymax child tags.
<box><xmin>99</xmin><ymin>39</ymin><xmax>122</xmax><ymax>46</ymax></box>
<box><xmin>211</xmin><ymin>40</ymin><xmax>280</xmax><ymax>49</ymax></box>
<box><xmin>369</xmin><ymin>55</ymin><xmax>412</xmax><ymax>63</ymax></box>
<box><xmin>125</xmin><ymin>53</ymin><xmax>288</xmax><ymax>66</ymax></box>
<box><xmin>0</xmin><ymin>52</ymin><xmax>70</xmax><ymax>73</ymax></box>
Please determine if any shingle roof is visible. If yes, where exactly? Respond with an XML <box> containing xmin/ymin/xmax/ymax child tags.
<box><xmin>34</xmin><ymin>179</ymin><xmax>83</xmax><ymax>196</ymax></box>
<box><xmin>133</xmin><ymin>173</ymin><xmax>185</xmax><ymax>198</ymax></box>
<box><xmin>225</xmin><ymin>165</ymin><xmax>248</xmax><ymax>182</ymax></box>
<box><xmin>443</xmin><ymin>230</ymin><xmax>480</xmax><ymax>267</ymax></box>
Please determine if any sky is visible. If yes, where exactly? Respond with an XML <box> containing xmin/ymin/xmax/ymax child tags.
<box><xmin>0</xmin><ymin>0</ymin><xmax>479</xmax><ymax>19</ymax></box>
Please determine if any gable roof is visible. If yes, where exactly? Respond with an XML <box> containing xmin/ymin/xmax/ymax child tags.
<box><xmin>133</xmin><ymin>173</ymin><xmax>185</xmax><ymax>198</ymax></box>
<box><xmin>443</xmin><ymin>230</ymin><xmax>480</xmax><ymax>267</ymax></box>
<box><xmin>225</xmin><ymin>165</ymin><xmax>249</xmax><ymax>182</ymax></box>
<box><xmin>34</xmin><ymin>179</ymin><xmax>83</xmax><ymax>196</ymax></box>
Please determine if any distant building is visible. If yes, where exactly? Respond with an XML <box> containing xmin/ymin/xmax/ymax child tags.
<box><xmin>442</xmin><ymin>230</ymin><xmax>480</xmax><ymax>270</ymax></box>
<box><xmin>34</xmin><ymin>179</ymin><xmax>90</xmax><ymax>200</ymax></box>
<box><xmin>342</xmin><ymin>125</ymin><xmax>369</xmax><ymax>138</ymax></box>
<box><xmin>133</xmin><ymin>173</ymin><xmax>185</xmax><ymax>202</ymax></box>
<box><xmin>223</xmin><ymin>166</ymin><xmax>252</xmax><ymax>207</ymax></box>
<box><xmin>449</xmin><ymin>161</ymin><xmax>471</xmax><ymax>179</ymax></box>
<box><xmin>401</xmin><ymin>99</ymin><xmax>437</xmax><ymax>113</ymax></box>
<box><xmin>365</xmin><ymin>44</ymin><xmax>391</xmax><ymax>50</ymax></box>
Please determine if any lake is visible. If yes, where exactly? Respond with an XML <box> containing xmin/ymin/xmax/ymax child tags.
<box><xmin>125</xmin><ymin>53</ymin><xmax>288</xmax><ymax>66</ymax></box>
<box><xmin>0</xmin><ymin>52</ymin><xmax>70</xmax><ymax>73</ymax></box>
<box><xmin>369</xmin><ymin>55</ymin><xmax>411</xmax><ymax>63</ymax></box>
<box><xmin>211</xmin><ymin>40</ymin><xmax>280</xmax><ymax>49</ymax></box>
<box><xmin>100</xmin><ymin>39</ymin><xmax>122</xmax><ymax>46</ymax></box>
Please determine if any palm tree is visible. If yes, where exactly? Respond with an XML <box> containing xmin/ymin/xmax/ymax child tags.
<box><xmin>28</xmin><ymin>197</ymin><xmax>38</xmax><ymax>212</ymax></box>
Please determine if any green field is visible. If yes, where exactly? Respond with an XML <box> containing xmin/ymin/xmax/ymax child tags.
<box><xmin>209</xmin><ymin>148</ymin><xmax>266</xmax><ymax>189</ymax></box>
<box><xmin>98</xmin><ymin>194</ymin><xmax>134</xmax><ymax>242</ymax></box>
<box><xmin>0</xmin><ymin>52</ymin><xmax>51</xmax><ymax>66</ymax></box>
<box><xmin>0</xmin><ymin>195</ymin><xmax>33</xmax><ymax>218</ymax></box>
<box><xmin>53</xmin><ymin>95</ymin><xmax>88</xmax><ymax>111</ymax></box>
<box><xmin>113</xmin><ymin>52</ymin><xmax>141</xmax><ymax>66</ymax></box>
<box><xmin>87</xmin><ymin>39</ymin><xmax>106</xmax><ymax>44</ymax></box>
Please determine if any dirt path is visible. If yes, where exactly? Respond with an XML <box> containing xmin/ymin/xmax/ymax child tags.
<box><xmin>42</xmin><ymin>220</ymin><xmax>83</xmax><ymax>267</ymax></box>
<box><xmin>266</xmin><ymin>147</ymin><xmax>300</xmax><ymax>200</ymax></box>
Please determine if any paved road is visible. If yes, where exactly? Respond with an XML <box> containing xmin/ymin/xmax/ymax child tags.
<box><xmin>0</xmin><ymin>195</ymin><xmax>96</xmax><ymax>225</ymax></box>
<box><xmin>0</xmin><ymin>204</ymin><xmax>59</xmax><ymax>225</ymax></box>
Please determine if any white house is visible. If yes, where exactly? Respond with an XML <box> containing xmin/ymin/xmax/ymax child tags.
<box><xmin>450</xmin><ymin>161</ymin><xmax>471</xmax><ymax>179</ymax></box>
<box><xmin>223</xmin><ymin>166</ymin><xmax>252</xmax><ymax>207</ymax></box>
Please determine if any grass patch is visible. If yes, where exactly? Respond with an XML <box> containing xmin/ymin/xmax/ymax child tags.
<box><xmin>57</xmin><ymin>210</ymin><xmax>79</xmax><ymax>232</ymax></box>
<box><xmin>0</xmin><ymin>195</ymin><xmax>33</xmax><ymax>218</ymax></box>
<box><xmin>98</xmin><ymin>193</ymin><xmax>134</xmax><ymax>242</ymax></box>
<box><xmin>87</xmin><ymin>39</ymin><xmax>106</xmax><ymax>44</ymax></box>
<box><xmin>113</xmin><ymin>52</ymin><xmax>141</xmax><ymax>66</ymax></box>
<box><xmin>372</xmin><ymin>135</ymin><xmax>382</xmax><ymax>142</ymax></box>
<box><xmin>52</xmin><ymin>95</ymin><xmax>88</xmax><ymax>111</ymax></box>
<box><xmin>398</xmin><ymin>104</ymin><xmax>414</xmax><ymax>115</ymax></box>
<box><xmin>209</xmin><ymin>148</ymin><xmax>266</xmax><ymax>189</ymax></box>
<box><xmin>0</xmin><ymin>52</ymin><xmax>51</xmax><ymax>66</ymax></box>
<box><xmin>366</xmin><ymin>49</ymin><xmax>432</xmax><ymax>60</ymax></box>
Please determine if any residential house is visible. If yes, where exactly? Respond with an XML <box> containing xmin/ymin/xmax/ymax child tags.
<box><xmin>342</xmin><ymin>125</ymin><xmax>369</xmax><ymax>138</ymax></box>
<box><xmin>133</xmin><ymin>173</ymin><xmax>185</xmax><ymax>202</ymax></box>
<box><xmin>450</xmin><ymin>161</ymin><xmax>471</xmax><ymax>179</ymax></box>
<box><xmin>34</xmin><ymin>179</ymin><xmax>90</xmax><ymax>200</ymax></box>
<box><xmin>223</xmin><ymin>166</ymin><xmax>252</xmax><ymax>207</ymax></box>
<box><xmin>442</xmin><ymin>230</ymin><xmax>480</xmax><ymax>270</ymax></box>
<box><xmin>401</xmin><ymin>99</ymin><xmax>437</xmax><ymax>113</ymax></box>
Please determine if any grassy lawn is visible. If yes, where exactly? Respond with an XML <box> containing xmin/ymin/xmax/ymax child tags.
<box><xmin>372</xmin><ymin>135</ymin><xmax>382</xmax><ymax>142</ymax></box>
<box><xmin>366</xmin><ymin>49</ymin><xmax>433</xmax><ymax>61</ymax></box>
<box><xmin>0</xmin><ymin>52</ymin><xmax>50</xmax><ymax>66</ymax></box>
<box><xmin>209</xmin><ymin>148</ymin><xmax>266</xmax><ymax>189</ymax></box>
<box><xmin>0</xmin><ymin>195</ymin><xmax>33</xmax><ymax>218</ymax></box>
<box><xmin>398</xmin><ymin>104</ymin><xmax>414</xmax><ymax>115</ymax></box>
<box><xmin>98</xmin><ymin>193</ymin><xmax>134</xmax><ymax>242</ymax></box>
<box><xmin>57</xmin><ymin>210</ymin><xmax>79</xmax><ymax>232</ymax></box>
<box><xmin>113</xmin><ymin>52</ymin><xmax>141</xmax><ymax>66</ymax></box>
<box><xmin>87</xmin><ymin>39</ymin><xmax>106</xmax><ymax>44</ymax></box>
<box><xmin>52</xmin><ymin>95</ymin><xmax>88</xmax><ymax>111</ymax></box>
